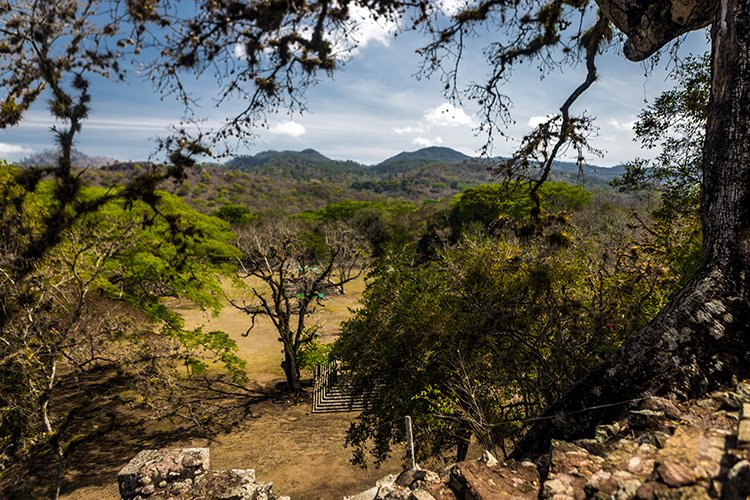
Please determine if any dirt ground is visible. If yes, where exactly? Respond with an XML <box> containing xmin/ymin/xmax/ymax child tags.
<box><xmin>59</xmin><ymin>277</ymin><xmax>404</xmax><ymax>499</ymax></box>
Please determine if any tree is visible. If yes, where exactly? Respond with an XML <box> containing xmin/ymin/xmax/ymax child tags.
<box><xmin>448</xmin><ymin>181</ymin><xmax>592</xmax><ymax>238</ymax></box>
<box><xmin>231</xmin><ymin>217</ymin><xmax>367</xmax><ymax>391</ymax></box>
<box><xmin>512</xmin><ymin>0</ymin><xmax>750</xmax><ymax>457</ymax></box>
<box><xmin>611</xmin><ymin>52</ymin><xmax>706</xmax><ymax>295</ymax></box>
<box><xmin>0</xmin><ymin>166</ymin><xmax>246</xmax><ymax>497</ymax></box>
<box><xmin>336</xmin><ymin>201</ymin><xmax>678</xmax><ymax>465</ymax></box>
<box><xmin>11</xmin><ymin>0</ymin><xmax>747</xmax><ymax>465</ymax></box>
<box><xmin>612</xmin><ymin>52</ymin><xmax>708</xmax><ymax>218</ymax></box>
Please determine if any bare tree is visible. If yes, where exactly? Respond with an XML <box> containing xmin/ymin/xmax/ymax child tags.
<box><xmin>231</xmin><ymin>217</ymin><xmax>367</xmax><ymax>392</ymax></box>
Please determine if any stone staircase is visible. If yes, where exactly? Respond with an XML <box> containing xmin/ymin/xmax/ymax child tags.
<box><xmin>311</xmin><ymin>360</ymin><xmax>366</xmax><ymax>413</ymax></box>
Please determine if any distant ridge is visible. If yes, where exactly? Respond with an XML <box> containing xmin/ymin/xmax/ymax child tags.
<box><xmin>228</xmin><ymin>148</ymin><xmax>332</xmax><ymax>168</ymax></box>
<box><xmin>377</xmin><ymin>146</ymin><xmax>471</xmax><ymax>166</ymax></box>
<box><xmin>372</xmin><ymin>146</ymin><xmax>473</xmax><ymax>174</ymax></box>
<box><xmin>225</xmin><ymin>148</ymin><xmax>365</xmax><ymax>181</ymax></box>
<box><xmin>18</xmin><ymin>149</ymin><xmax>117</xmax><ymax>168</ymax></box>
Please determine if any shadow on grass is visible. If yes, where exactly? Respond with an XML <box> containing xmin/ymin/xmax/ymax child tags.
<box><xmin>0</xmin><ymin>366</ymin><xmax>276</xmax><ymax>498</ymax></box>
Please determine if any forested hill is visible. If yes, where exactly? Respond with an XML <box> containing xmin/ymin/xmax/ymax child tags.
<box><xmin>225</xmin><ymin>148</ymin><xmax>367</xmax><ymax>181</ymax></box>
<box><xmin>19</xmin><ymin>146</ymin><xmax>625</xmax><ymax>214</ymax></box>
<box><xmin>372</xmin><ymin>146</ymin><xmax>473</xmax><ymax>174</ymax></box>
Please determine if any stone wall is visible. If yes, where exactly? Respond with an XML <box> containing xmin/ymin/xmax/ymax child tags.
<box><xmin>346</xmin><ymin>381</ymin><xmax>750</xmax><ymax>499</ymax></box>
<box><xmin>118</xmin><ymin>447</ymin><xmax>289</xmax><ymax>500</ymax></box>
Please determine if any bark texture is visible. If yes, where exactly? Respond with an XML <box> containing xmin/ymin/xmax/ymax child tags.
<box><xmin>511</xmin><ymin>0</ymin><xmax>750</xmax><ymax>459</ymax></box>
<box><xmin>596</xmin><ymin>0</ymin><xmax>714</xmax><ymax>60</ymax></box>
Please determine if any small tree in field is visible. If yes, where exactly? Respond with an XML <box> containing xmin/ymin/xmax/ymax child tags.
<box><xmin>232</xmin><ymin>217</ymin><xmax>367</xmax><ymax>392</ymax></box>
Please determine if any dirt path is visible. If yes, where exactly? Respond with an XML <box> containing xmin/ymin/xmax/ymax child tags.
<box><xmin>209</xmin><ymin>399</ymin><xmax>401</xmax><ymax>498</ymax></box>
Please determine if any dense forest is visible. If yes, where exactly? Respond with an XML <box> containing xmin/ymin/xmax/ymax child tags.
<box><xmin>2</xmin><ymin>0</ymin><xmax>749</xmax><ymax>497</ymax></box>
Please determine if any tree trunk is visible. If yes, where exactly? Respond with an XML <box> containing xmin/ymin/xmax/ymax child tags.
<box><xmin>511</xmin><ymin>0</ymin><xmax>750</xmax><ymax>459</ymax></box>
<box><xmin>281</xmin><ymin>345</ymin><xmax>302</xmax><ymax>392</ymax></box>
<box><xmin>456</xmin><ymin>426</ymin><xmax>472</xmax><ymax>462</ymax></box>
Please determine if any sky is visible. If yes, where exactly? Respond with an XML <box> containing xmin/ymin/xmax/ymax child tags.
<box><xmin>0</xmin><ymin>7</ymin><xmax>709</xmax><ymax>167</ymax></box>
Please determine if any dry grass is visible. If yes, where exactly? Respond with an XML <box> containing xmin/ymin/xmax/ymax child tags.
<box><xmin>59</xmin><ymin>275</ymin><xmax>404</xmax><ymax>499</ymax></box>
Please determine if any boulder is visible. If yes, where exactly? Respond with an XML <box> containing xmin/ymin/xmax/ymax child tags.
<box><xmin>118</xmin><ymin>448</ymin><xmax>209</xmax><ymax>499</ymax></box>
<box><xmin>117</xmin><ymin>448</ymin><xmax>284</xmax><ymax>500</ymax></box>
<box><xmin>450</xmin><ymin>459</ymin><xmax>539</xmax><ymax>499</ymax></box>
<box><xmin>655</xmin><ymin>426</ymin><xmax>725</xmax><ymax>487</ymax></box>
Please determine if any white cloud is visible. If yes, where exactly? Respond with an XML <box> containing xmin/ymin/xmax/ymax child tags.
<box><xmin>349</xmin><ymin>5</ymin><xmax>396</xmax><ymax>49</ymax></box>
<box><xmin>0</xmin><ymin>143</ymin><xmax>32</xmax><ymax>155</ymax></box>
<box><xmin>424</xmin><ymin>103</ymin><xmax>476</xmax><ymax>127</ymax></box>
<box><xmin>391</xmin><ymin>103</ymin><xmax>476</xmax><ymax>149</ymax></box>
<box><xmin>269</xmin><ymin>120</ymin><xmax>306</xmax><ymax>138</ymax></box>
<box><xmin>322</xmin><ymin>5</ymin><xmax>397</xmax><ymax>60</ymax></box>
<box><xmin>413</xmin><ymin>136</ymin><xmax>444</xmax><ymax>147</ymax></box>
<box><xmin>438</xmin><ymin>0</ymin><xmax>470</xmax><ymax>16</ymax></box>
<box><xmin>607</xmin><ymin>118</ymin><xmax>636</xmax><ymax>132</ymax></box>
<box><xmin>393</xmin><ymin>125</ymin><xmax>425</xmax><ymax>135</ymax></box>
<box><xmin>233</xmin><ymin>43</ymin><xmax>246</xmax><ymax>59</ymax></box>
<box><xmin>526</xmin><ymin>115</ymin><xmax>555</xmax><ymax>128</ymax></box>
<box><xmin>18</xmin><ymin>114</ymin><xmax>179</xmax><ymax>132</ymax></box>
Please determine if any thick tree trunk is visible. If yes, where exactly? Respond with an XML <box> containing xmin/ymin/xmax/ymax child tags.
<box><xmin>281</xmin><ymin>345</ymin><xmax>302</xmax><ymax>392</ymax></box>
<box><xmin>511</xmin><ymin>0</ymin><xmax>750</xmax><ymax>459</ymax></box>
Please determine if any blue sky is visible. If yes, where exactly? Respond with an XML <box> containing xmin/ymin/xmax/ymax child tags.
<box><xmin>0</xmin><ymin>10</ymin><xmax>709</xmax><ymax>167</ymax></box>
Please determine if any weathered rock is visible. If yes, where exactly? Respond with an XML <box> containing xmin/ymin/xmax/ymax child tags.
<box><xmin>717</xmin><ymin>391</ymin><xmax>744</xmax><ymax>411</ymax></box>
<box><xmin>653</xmin><ymin>485</ymin><xmax>711</xmax><ymax>499</ymax></box>
<box><xmin>575</xmin><ymin>438</ymin><xmax>607</xmax><ymax>457</ymax></box>
<box><xmin>635</xmin><ymin>480</ymin><xmax>669</xmax><ymax>499</ymax></box>
<box><xmin>395</xmin><ymin>468</ymin><xmax>441</xmax><ymax>490</ymax></box>
<box><xmin>738</xmin><ymin>420</ymin><xmax>750</xmax><ymax>448</ymax></box>
<box><xmin>629</xmin><ymin>410</ymin><xmax>667</xmax><ymax>431</ymax></box>
<box><xmin>543</xmin><ymin>440</ymin><xmax>604</xmax><ymax>499</ymax></box>
<box><xmin>407</xmin><ymin>490</ymin><xmax>437</xmax><ymax>500</ymax></box>
<box><xmin>478</xmin><ymin>450</ymin><xmax>498</xmax><ymax>468</ymax></box>
<box><xmin>374</xmin><ymin>482</ymin><xmax>412</xmax><ymax>499</ymax></box>
<box><xmin>722</xmin><ymin>460</ymin><xmax>750</xmax><ymax>500</ymax></box>
<box><xmin>346</xmin><ymin>382</ymin><xmax>750</xmax><ymax>500</ymax></box>
<box><xmin>579</xmin><ymin>438</ymin><xmax>656</xmax><ymax>498</ymax></box>
<box><xmin>640</xmin><ymin>397</ymin><xmax>683</xmax><ymax>420</ymax></box>
<box><xmin>422</xmin><ymin>481</ymin><xmax>458</xmax><ymax>500</ymax></box>
<box><xmin>117</xmin><ymin>448</ymin><xmax>284</xmax><ymax>500</ymax></box>
<box><xmin>450</xmin><ymin>459</ymin><xmax>539</xmax><ymax>499</ymax></box>
<box><xmin>118</xmin><ymin>448</ymin><xmax>210</xmax><ymax>499</ymax></box>
<box><xmin>345</xmin><ymin>486</ymin><xmax>381</xmax><ymax>500</ymax></box>
<box><xmin>595</xmin><ymin>423</ymin><xmax>622</xmax><ymax>443</ymax></box>
<box><xmin>656</xmin><ymin>426</ymin><xmax>725</xmax><ymax>487</ymax></box>
<box><xmin>191</xmin><ymin>469</ymin><xmax>260</xmax><ymax>499</ymax></box>
<box><xmin>376</xmin><ymin>474</ymin><xmax>399</xmax><ymax>488</ymax></box>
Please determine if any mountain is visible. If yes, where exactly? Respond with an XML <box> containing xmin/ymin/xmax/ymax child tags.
<box><xmin>544</xmin><ymin>161</ymin><xmax>627</xmax><ymax>188</ymax></box>
<box><xmin>78</xmin><ymin>146</ymin><xmax>629</xmax><ymax>216</ymax></box>
<box><xmin>18</xmin><ymin>149</ymin><xmax>117</xmax><ymax>168</ymax></box>
<box><xmin>372</xmin><ymin>146</ymin><xmax>473</xmax><ymax>175</ymax></box>
<box><xmin>225</xmin><ymin>148</ymin><xmax>366</xmax><ymax>181</ymax></box>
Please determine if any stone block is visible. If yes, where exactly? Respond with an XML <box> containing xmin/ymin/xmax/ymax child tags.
<box><xmin>408</xmin><ymin>490</ymin><xmax>437</xmax><ymax>500</ymax></box>
<box><xmin>738</xmin><ymin>419</ymin><xmax>750</xmax><ymax>447</ymax></box>
<box><xmin>118</xmin><ymin>448</ymin><xmax>210</xmax><ymax>499</ymax></box>
<box><xmin>656</xmin><ymin>426</ymin><xmax>725</xmax><ymax>487</ymax></box>
<box><xmin>191</xmin><ymin>469</ymin><xmax>265</xmax><ymax>500</ymax></box>
<box><xmin>740</xmin><ymin>403</ymin><xmax>750</xmax><ymax>420</ymax></box>
<box><xmin>451</xmin><ymin>460</ymin><xmax>539</xmax><ymax>499</ymax></box>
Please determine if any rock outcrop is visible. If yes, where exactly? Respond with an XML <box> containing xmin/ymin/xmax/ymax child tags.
<box><xmin>117</xmin><ymin>447</ymin><xmax>288</xmax><ymax>500</ymax></box>
<box><xmin>347</xmin><ymin>381</ymin><xmax>750</xmax><ymax>499</ymax></box>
